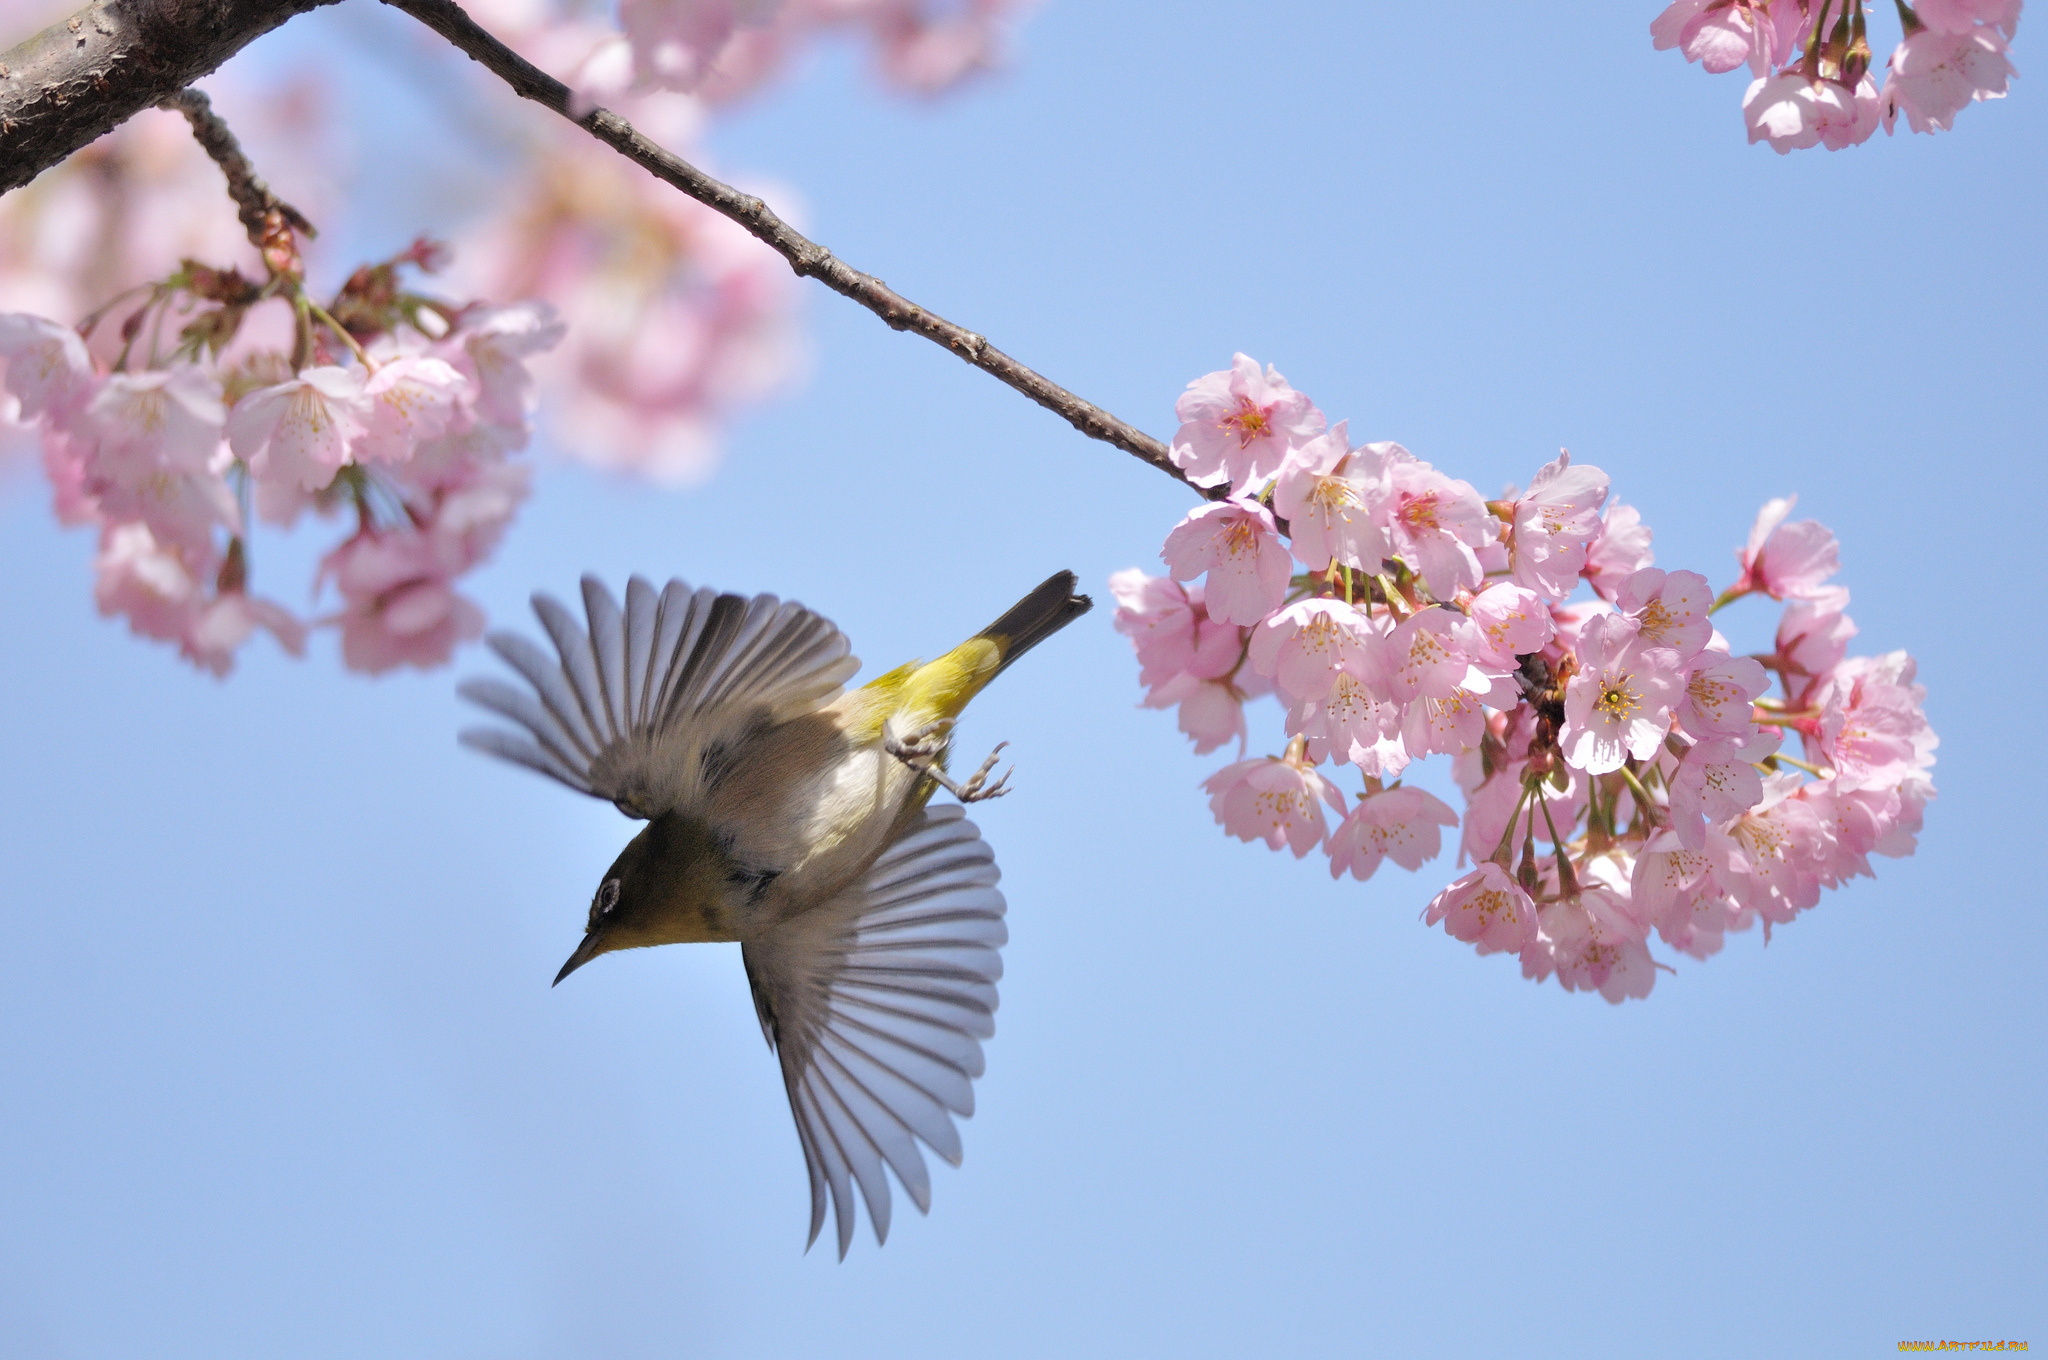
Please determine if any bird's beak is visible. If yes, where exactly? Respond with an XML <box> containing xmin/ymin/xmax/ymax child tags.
<box><xmin>553</xmin><ymin>933</ymin><xmax>605</xmax><ymax>987</ymax></box>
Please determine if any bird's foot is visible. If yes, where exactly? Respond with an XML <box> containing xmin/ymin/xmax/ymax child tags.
<box><xmin>885</xmin><ymin>723</ymin><xmax>1013</xmax><ymax>803</ymax></box>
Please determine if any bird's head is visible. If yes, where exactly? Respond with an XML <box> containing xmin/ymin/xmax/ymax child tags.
<box><xmin>553</xmin><ymin>815</ymin><xmax>754</xmax><ymax>985</ymax></box>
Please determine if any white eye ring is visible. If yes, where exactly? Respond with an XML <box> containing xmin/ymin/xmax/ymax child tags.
<box><xmin>597</xmin><ymin>879</ymin><xmax>621</xmax><ymax>915</ymax></box>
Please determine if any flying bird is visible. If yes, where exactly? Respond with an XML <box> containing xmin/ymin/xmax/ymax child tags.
<box><xmin>458</xmin><ymin>570</ymin><xmax>1091</xmax><ymax>1256</ymax></box>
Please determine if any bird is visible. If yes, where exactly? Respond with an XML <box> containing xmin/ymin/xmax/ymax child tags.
<box><xmin>456</xmin><ymin>569</ymin><xmax>1092</xmax><ymax>1257</ymax></box>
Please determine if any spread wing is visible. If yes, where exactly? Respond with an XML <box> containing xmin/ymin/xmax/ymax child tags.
<box><xmin>458</xmin><ymin>575</ymin><xmax>859</xmax><ymax>818</ymax></box>
<box><xmin>741</xmin><ymin>804</ymin><xmax>1006</xmax><ymax>1258</ymax></box>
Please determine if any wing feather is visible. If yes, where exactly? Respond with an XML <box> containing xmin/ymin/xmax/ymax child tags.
<box><xmin>460</xmin><ymin>576</ymin><xmax>856</xmax><ymax>816</ymax></box>
<box><xmin>743</xmin><ymin>805</ymin><xmax>1005</xmax><ymax>1254</ymax></box>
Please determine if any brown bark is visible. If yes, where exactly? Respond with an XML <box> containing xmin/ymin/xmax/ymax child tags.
<box><xmin>0</xmin><ymin>0</ymin><xmax>337</xmax><ymax>194</ymax></box>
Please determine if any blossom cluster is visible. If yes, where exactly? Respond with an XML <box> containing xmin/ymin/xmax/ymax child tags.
<box><xmin>0</xmin><ymin>237</ymin><xmax>562</xmax><ymax>676</ymax></box>
<box><xmin>607</xmin><ymin>0</ymin><xmax>1036</xmax><ymax>101</ymax></box>
<box><xmin>1652</xmin><ymin>0</ymin><xmax>2021</xmax><ymax>152</ymax></box>
<box><xmin>1113</xmin><ymin>354</ymin><xmax>1935</xmax><ymax>1002</ymax></box>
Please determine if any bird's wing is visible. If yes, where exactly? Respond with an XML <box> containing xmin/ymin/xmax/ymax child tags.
<box><xmin>741</xmin><ymin>803</ymin><xmax>1006</xmax><ymax>1258</ymax></box>
<box><xmin>459</xmin><ymin>575</ymin><xmax>859</xmax><ymax>817</ymax></box>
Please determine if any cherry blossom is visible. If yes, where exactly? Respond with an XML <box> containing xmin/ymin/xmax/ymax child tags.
<box><xmin>1526</xmin><ymin>889</ymin><xmax>1656</xmax><ymax>1004</ymax></box>
<box><xmin>1273</xmin><ymin>421</ymin><xmax>1388</xmax><ymax>572</ymax></box>
<box><xmin>1248</xmin><ymin>599</ymin><xmax>1378</xmax><ymax>704</ymax></box>
<box><xmin>1915</xmin><ymin>0</ymin><xmax>2023</xmax><ymax>35</ymax></box>
<box><xmin>1372</xmin><ymin>453</ymin><xmax>1493</xmax><ymax>598</ymax></box>
<box><xmin>1775</xmin><ymin>593</ymin><xmax>1857</xmax><ymax>679</ymax></box>
<box><xmin>1883</xmin><ymin>24</ymin><xmax>2018</xmax><ymax>133</ymax></box>
<box><xmin>1120</xmin><ymin>373</ymin><xmax>1932</xmax><ymax>1002</ymax></box>
<box><xmin>1327</xmin><ymin>787</ymin><xmax>1457</xmax><ymax>882</ymax></box>
<box><xmin>1560</xmin><ymin>614</ymin><xmax>1685</xmax><ymax>775</ymax></box>
<box><xmin>1204</xmin><ymin>746</ymin><xmax>1346</xmax><ymax>857</ymax></box>
<box><xmin>1582</xmin><ymin>500</ymin><xmax>1655</xmax><ymax>602</ymax></box>
<box><xmin>1169</xmin><ymin>353</ymin><xmax>1325</xmax><ymax>495</ymax></box>
<box><xmin>1425</xmin><ymin>863</ymin><xmax>1536</xmax><ymax>956</ymax></box>
<box><xmin>1808</xmin><ymin>651</ymin><xmax>1937</xmax><ymax>792</ymax></box>
<box><xmin>1505</xmin><ymin>451</ymin><xmax>1609</xmax><ymax>601</ymax></box>
<box><xmin>225</xmin><ymin>366</ymin><xmax>369</xmax><ymax>492</ymax></box>
<box><xmin>1161</xmin><ymin>497</ymin><xmax>1292</xmax><ymax>627</ymax></box>
<box><xmin>1670</xmin><ymin>726</ymin><xmax>1782</xmax><ymax>851</ymax></box>
<box><xmin>1732</xmin><ymin>494</ymin><xmax>1840</xmax><ymax>600</ymax></box>
<box><xmin>1615</xmin><ymin>567</ymin><xmax>1713</xmax><ymax>663</ymax></box>
<box><xmin>0</xmin><ymin>313</ymin><xmax>95</xmax><ymax>421</ymax></box>
<box><xmin>1457</xmin><ymin>583</ymin><xmax>1554</xmax><ymax>672</ymax></box>
<box><xmin>1655</xmin><ymin>0</ymin><xmax>2020</xmax><ymax>149</ymax></box>
<box><xmin>1676</xmin><ymin>648</ymin><xmax>1772</xmax><ymax>737</ymax></box>
<box><xmin>356</xmin><ymin>355</ymin><xmax>469</xmax><ymax>466</ymax></box>
<box><xmin>321</xmin><ymin>527</ymin><xmax>486</xmax><ymax>675</ymax></box>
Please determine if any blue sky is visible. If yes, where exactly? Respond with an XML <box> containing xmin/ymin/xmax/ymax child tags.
<box><xmin>2</xmin><ymin>2</ymin><xmax>2042</xmax><ymax>1356</ymax></box>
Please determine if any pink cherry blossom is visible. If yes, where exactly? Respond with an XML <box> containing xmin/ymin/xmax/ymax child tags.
<box><xmin>86</xmin><ymin>363</ymin><xmax>226</xmax><ymax>482</ymax></box>
<box><xmin>1733</xmin><ymin>495</ymin><xmax>1840</xmax><ymax>600</ymax></box>
<box><xmin>618</xmin><ymin>0</ymin><xmax>783</xmax><ymax>91</ymax></box>
<box><xmin>1616</xmin><ymin>567</ymin><xmax>1713</xmax><ymax>662</ymax></box>
<box><xmin>1457</xmin><ymin>582</ymin><xmax>1554</xmax><ymax>671</ymax></box>
<box><xmin>1527</xmin><ymin>890</ymin><xmax>1656</xmax><ymax>1003</ymax></box>
<box><xmin>1272</xmin><ymin>420</ymin><xmax>1389</xmax><ymax>572</ymax></box>
<box><xmin>1247</xmin><ymin>598</ymin><xmax>1377</xmax><ymax>702</ymax></box>
<box><xmin>1582</xmin><ymin>499</ymin><xmax>1654</xmax><ymax>601</ymax></box>
<box><xmin>1378</xmin><ymin>607</ymin><xmax>1486</xmax><ymax>708</ymax></box>
<box><xmin>1327</xmin><ymin>787</ymin><xmax>1457</xmax><ymax>881</ymax></box>
<box><xmin>1632</xmin><ymin>832</ymin><xmax>1737</xmax><ymax>960</ymax></box>
<box><xmin>1169</xmin><ymin>353</ymin><xmax>1325</xmax><ymax>494</ymax></box>
<box><xmin>1145</xmin><ymin>673</ymin><xmax>1253</xmax><ymax>756</ymax></box>
<box><xmin>1160</xmin><ymin>497</ymin><xmax>1292</xmax><ymax>627</ymax></box>
<box><xmin>1744</xmin><ymin>72</ymin><xmax>1880</xmax><ymax>153</ymax></box>
<box><xmin>1371</xmin><ymin>453</ymin><xmax>1493</xmax><ymax>597</ymax></box>
<box><xmin>1676</xmin><ymin>648</ymin><xmax>1771</xmax><ymax>737</ymax></box>
<box><xmin>446</xmin><ymin>302</ymin><xmax>568</xmax><ymax>438</ymax></box>
<box><xmin>225</xmin><ymin>366</ymin><xmax>369</xmax><ymax>492</ymax></box>
<box><xmin>1203</xmin><ymin>749</ymin><xmax>1346</xmax><ymax>857</ymax></box>
<box><xmin>1112</xmin><ymin>570</ymin><xmax>1233</xmax><ymax>688</ymax></box>
<box><xmin>1914</xmin><ymin>0</ymin><xmax>2023</xmax><ymax>37</ymax></box>
<box><xmin>1653</xmin><ymin>0</ymin><xmax>1804</xmax><ymax>75</ymax></box>
<box><xmin>321</xmin><ymin>528</ymin><xmax>486</xmax><ymax>674</ymax></box>
<box><xmin>1670</xmin><ymin>725</ymin><xmax>1781</xmax><ymax>851</ymax></box>
<box><xmin>355</xmin><ymin>355</ymin><xmax>469</xmax><ymax>466</ymax></box>
<box><xmin>1775</xmin><ymin>593</ymin><xmax>1857</xmax><ymax>679</ymax></box>
<box><xmin>183</xmin><ymin>591</ymin><xmax>308</xmax><ymax>677</ymax></box>
<box><xmin>1425</xmin><ymin>863</ymin><xmax>1536</xmax><ymax>956</ymax></box>
<box><xmin>1401</xmin><ymin>687</ymin><xmax>1491</xmax><ymax>759</ymax></box>
<box><xmin>1289</xmin><ymin>668</ymin><xmax>1409</xmax><ymax>776</ymax></box>
<box><xmin>1507</xmin><ymin>451</ymin><xmax>1609</xmax><ymax>601</ymax></box>
<box><xmin>94</xmin><ymin>519</ymin><xmax>206</xmax><ymax>645</ymax></box>
<box><xmin>1882</xmin><ymin>25</ymin><xmax>2017</xmax><ymax>133</ymax></box>
<box><xmin>1808</xmin><ymin>651</ymin><xmax>1937</xmax><ymax>793</ymax></box>
<box><xmin>89</xmin><ymin>458</ymin><xmax>240</xmax><ymax>558</ymax></box>
<box><xmin>1705</xmin><ymin>773</ymin><xmax>1824</xmax><ymax>927</ymax></box>
<box><xmin>0</xmin><ymin>313</ymin><xmax>95</xmax><ymax>422</ymax></box>
<box><xmin>1560</xmin><ymin>614</ymin><xmax>1685</xmax><ymax>775</ymax></box>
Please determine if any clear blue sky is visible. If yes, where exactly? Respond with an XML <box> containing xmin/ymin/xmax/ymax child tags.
<box><xmin>2</xmin><ymin>3</ymin><xmax>2042</xmax><ymax>1356</ymax></box>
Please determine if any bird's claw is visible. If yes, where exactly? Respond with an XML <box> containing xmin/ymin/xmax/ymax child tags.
<box><xmin>885</xmin><ymin>723</ymin><xmax>1015</xmax><ymax>804</ymax></box>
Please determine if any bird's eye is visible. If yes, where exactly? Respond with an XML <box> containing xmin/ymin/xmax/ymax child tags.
<box><xmin>596</xmin><ymin>879</ymin><xmax>621</xmax><ymax>917</ymax></box>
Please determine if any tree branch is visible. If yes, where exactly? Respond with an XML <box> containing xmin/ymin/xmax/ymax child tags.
<box><xmin>0</xmin><ymin>0</ymin><xmax>338</xmax><ymax>194</ymax></box>
<box><xmin>0</xmin><ymin>0</ymin><xmax>1208</xmax><ymax>495</ymax></box>
<box><xmin>379</xmin><ymin>0</ymin><xmax>1209</xmax><ymax>496</ymax></box>
<box><xmin>158</xmin><ymin>85</ymin><xmax>315</xmax><ymax>245</ymax></box>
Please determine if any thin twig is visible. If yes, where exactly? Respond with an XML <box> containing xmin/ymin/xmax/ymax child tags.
<box><xmin>379</xmin><ymin>0</ymin><xmax>1210</xmax><ymax>497</ymax></box>
<box><xmin>156</xmin><ymin>86</ymin><xmax>316</xmax><ymax>247</ymax></box>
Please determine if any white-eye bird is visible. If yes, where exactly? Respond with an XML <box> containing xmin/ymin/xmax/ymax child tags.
<box><xmin>457</xmin><ymin>570</ymin><xmax>1091</xmax><ymax>1257</ymax></box>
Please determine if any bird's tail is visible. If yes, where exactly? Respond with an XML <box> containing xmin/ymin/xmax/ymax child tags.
<box><xmin>887</xmin><ymin>571</ymin><xmax>1093</xmax><ymax>729</ymax></box>
<box><xmin>973</xmin><ymin>570</ymin><xmax>1093</xmax><ymax>682</ymax></box>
